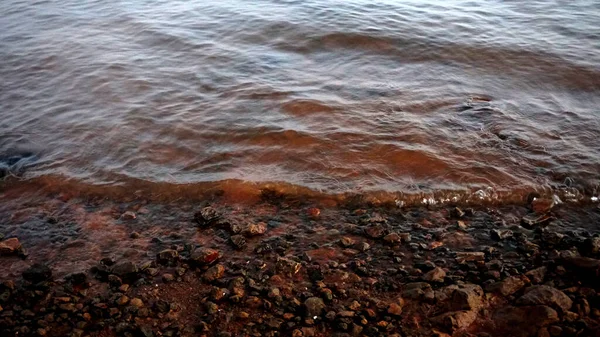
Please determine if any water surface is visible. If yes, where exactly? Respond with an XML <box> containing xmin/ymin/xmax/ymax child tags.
<box><xmin>1</xmin><ymin>0</ymin><xmax>599</xmax><ymax>203</ymax></box>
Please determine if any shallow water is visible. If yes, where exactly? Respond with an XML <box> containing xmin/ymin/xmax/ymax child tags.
<box><xmin>1</xmin><ymin>0</ymin><xmax>599</xmax><ymax>203</ymax></box>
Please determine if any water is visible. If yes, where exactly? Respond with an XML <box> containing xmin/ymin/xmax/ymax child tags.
<box><xmin>1</xmin><ymin>0</ymin><xmax>600</xmax><ymax>204</ymax></box>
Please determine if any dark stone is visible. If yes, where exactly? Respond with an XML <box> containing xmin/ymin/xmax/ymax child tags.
<box><xmin>22</xmin><ymin>264</ymin><xmax>52</xmax><ymax>283</ymax></box>
<box><xmin>230</xmin><ymin>235</ymin><xmax>246</xmax><ymax>250</ymax></box>
<box><xmin>190</xmin><ymin>248</ymin><xmax>220</xmax><ymax>265</ymax></box>
<box><xmin>304</xmin><ymin>297</ymin><xmax>326</xmax><ymax>317</ymax></box>
<box><xmin>194</xmin><ymin>207</ymin><xmax>220</xmax><ymax>226</ymax></box>
<box><xmin>516</xmin><ymin>286</ymin><xmax>573</xmax><ymax>313</ymax></box>
<box><xmin>156</xmin><ymin>249</ymin><xmax>179</xmax><ymax>266</ymax></box>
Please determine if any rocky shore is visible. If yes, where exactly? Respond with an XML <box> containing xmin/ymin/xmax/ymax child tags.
<box><xmin>1</xmin><ymin>190</ymin><xmax>600</xmax><ymax>337</ymax></box>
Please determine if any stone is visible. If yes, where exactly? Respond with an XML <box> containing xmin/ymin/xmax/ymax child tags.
<box><xmin>276</xmin><ymin>257</ymin><xmax>302</xmax><ymax>276</ymax></box>
<box><xmin>203</xmin><ymin>264</ymin><xmax>225</xmax><ymax>282</ymax></box>
<box><xmin>581</xmin><ymin>237</ymin><xmax>600</xmax><ymax>256</ymax></box>
<box><xmin>399</xmin><ymin>233</ymin><xmax>411</xmax><ymax>243</ymax></box>
<box><xmin>130</xmin><ymin>298</ymin><xmax>143</xmax><ymax>308</ymax></box>
<box><xmin>402</xmin><ymin>282</ymin><xmax>434</xmax><ymax>302</ymax></box>
<box><xmin>120</xmin><ymin>211</ymin><xmax>136</xmax><ymax>220</ymax></box>
<box><xmin>521</xmin><ymin>214</ymin><xmax>554</xmax><ymax>229</ymax></box>
<box><xmin>431</xmin><ymin>310</ymin><xmax>477</xmax><ymax>333</ymax></box>
<box><xmin>491</xmin><ymin>229</ymin><xmax>513</xmax><ymax>241</ymax></box>
<box><xmin>22</xmin><ymin>263</ymin><xmax>52</xmax><ymax>283</ymax></box>
<box><xmin>230</xmin><ymin>235</ymin><xmax>246</xmax><ymax>250</ymax></box>
<box><xmin>162</xmin><ymin>273</ymin><xmax>175</xmax><ymax>283</ymax></box>
<box><xmin>387</xmin><ymin>303</ymin><xmax>403</xmax><ymax>316</ymax></box>
<box><xmin>450</xmin><ymin>284</ymin><xmax>484</xmax><ymax>312</ymax></box>
<box><xmin>304</xmin><ymin>297</ymin><xmax>326</xmax><ymax>317</ymax></box>
<box><xmin>194</xmin><ymin>206</ymin><xmax>220</xmax><ymax>226</ymax></box>
<box><xmin>423</xmin><ymin>267</ymin><xmax>446</xmax><ymax>283</ymax></box>
<box><xmin>493</xmin><ymin>306</ymin><xmax>559</xmax><ymax>337</ymax></box>
<box><xmin>340</xmin><ymin>237</ymin><xmax>355</xmax><ymax>248</ymax></box>
<box><xmin>243</xmin><ymin>223</ymin><xmax>267</xmax><ymax>236</ymax></box>
<box><xmin>190</xmin><ymin>248</ymin><xmax>220</xmax><ymax>265</ymax></box>
<box><xmin>383</xmin><ymin>233</ymin><xmax>401</xmax><ymax>244</ymax></box>
<box><xmin>0</xmin><ymin>237</ymin><xmax>22</xmax><ymax>255</ymax></box>
<box><xmin>525</xmin><ymin>267</ymin><xmax>547</xmax><ymax>284</ymax></box>
<box><xmin>357</xmin><ymin>242</ymin><xmax>371</xmax><ymax>252</ymax></box>
<box><xmin>365</xmin><ymin>225</ymin><xmax>386</xmax><ymax>239</ymax></box>
<box><xmin>156</xmin><ymin>249</ymin><xmax>179</xmax><ymax>265</ymax></box>
<box><xmin>486</xmin><ymin>275</ymin><xmax>527</xmax><ymax>296</ymax></box>
<box><xmin>516</xmin><ymin>286</ymin><xmax>573</xmax><ymax>313</ymax></box>
<box><xmin>111</xmin><ymin>261</ymin><xmax>139</xmax><ymax>281</ymax></box>
<box><xmin>456</xmin><ymin>252</ymin><xmax>485</xmax><ymax>263</ymax></box>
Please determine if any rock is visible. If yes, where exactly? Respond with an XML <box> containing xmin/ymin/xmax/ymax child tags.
<box><xmin>130</xmin><ymin>298</ymin><xmax>143</xmax><ymax>308</ymax></box>
<box><xmin>201</xmin><ymin>265</ymin><xmax>223</xmax><ymax>284</ymax></box>
<box><xmin>120</xmin><ymin>211</ymin><xmax>136</xmax><ymax>220</ymax></box>
<box><xmin>365</xmin><ymin>225</ymin><xmax>386</xmax><ymax>239</ymax></box>
<box><xmin>581</xmin><ymin>237</ymin><xmax>600</xmax><ymax>256</ymax></box>
<box><xmin>531</xmin><ymin>198</ymin><xmax>554</xmax><ymax>214</ymax></box>
<box><xmin>456</xmin><ymin>252</ymin><xmax>485</xmax><ymax>263</ymax></box>
<box><xmin>516</xmin><ymin>286</ymin><xmax>573</xmax><ymax>313</ymax></box>
<box><xmin>111</xmin><ymin>261</ymin><xmax>139</xmax><ymax>279</ymax></box>
<box><xmin>276</xmin><ymin>257</ymin><xmax>302</xmax><ymax>276</ymax></box>
<box><xmin>383</xmin><ymin>233</ymin><xmax>400</xmax><ymax>244</ymax></box>
<box><xmin>521</xmin><ymin>214</ymin><xmax>554</xmax><ymax>229</ymax></box>
<box><xmin>22</xmin><ymin>263</ymin><xmax>52</xmax><ymax>283</ymax></box>
<box><xmin>431</xmin><ymin>310</ymin><xmax>477</xmax><ymax>333</ymax></box>
<box><xmin>205</xmin><ymin>301</ymin><xmax>219</xmax><ymax>315</ymax></box>
<box><xmin>525</xmin><ymin>267</ymin><xmax>547</xmax><ymax>284</ymax></box>
<box><xmin>108</xmin><ymin>274</ymin><xmax>123</xmax><ymax>287</ymax></box>
<box><xmin>0</xmin><ymin>237</ymin><xmax>22</xmax><ymax>255</ymax></box>
<box><xmin>304</xmin><ymin>297</ymin><xmax>326</xmax><ymax>317</ymax></box>
<box><xmin>399</xmin><ymin>233</ymin><xmax>411</xmax><ymax>242</ymax></box>
<box><xmin>387</xmin><ymin>302</ymin><xmax>403</xmax><ymax>316</ymax></box>
<box><xmin>491</xmin><ymin>229</ymin><xmax>513</xmax><ymax>241</ymax></box>
<box><xmin>243</xmin><ymin>222</ymin><xmax>267</xmax><ymax>236</ymax></box>
<box><xmin>162</xmin><ymin>273</ymin><xmax>175</xmax><ymax>283</ymax></box>
<box><xmin>423</xmin><ymin>267</ymin><xmax>446</xmax><ymax>283</ymax></box>
<box><xmin>493</xmin><ymin>306</ymin><xmax>559</xmax><ymax>337</ymax></box>
<box><xmin>340</xmin><ymin>237</ymin><xmax>355</xmax><ymax>248</ymax></box>
<box><xmin>486</xmin><ymin>275</ymin><xmax>527</xmax><ymax>296</ymax></box>
<box><xmin>451</xmin><ymin>207</ymin><xmax>466</xmax><ymax>218</ymax></box>
<box><xmin>194</xmin><ymin>206</ymin><xmax>220</xmax><ymax>226</ymax></box>
<box><xmin>356</xmin><ymin>242</ymin><xmax>370</xmax><ymax>252</ymax></box>
<box><xmin>402</xmin><ymin>282</ymin><xmax>434</xmax><ymax>302</ymax></box>
<box><xmin>307</xmin><ymin>207</ymin><xmax>321</xmax><ymax>218</ymax></box>
<box><xmin>156</xmin><ymin>249</ymin><xmax>179</xmax><ymax>266</ymax></box>
<box><xmin>230</xmin><ymin>235</ymin><xmax>246</xmax><ymax>250</ymax></box>
<box><xmin>190</xmin><ymin>248</ymin><xmax>220</xmax><ymax>265</ymax></box>
<box><xmin>541</xmin><ymin>231</ymin><xmax>564</xmax><ymax>246</ymax></box>
<box><xmin>561</xmin><ymin>256</ymin><xmax>600</xmax><ymax>275</ymax></box>
<box><xmin>450</xmin><ymin>284</ymin><xmax>484</xmax><ymax>311</ymax></box>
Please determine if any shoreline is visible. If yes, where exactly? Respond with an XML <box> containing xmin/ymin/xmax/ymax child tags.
<box><xmin>1</xmin><ymin>186</ymin><xmax>600</xmax><ymax>336</ymax></box>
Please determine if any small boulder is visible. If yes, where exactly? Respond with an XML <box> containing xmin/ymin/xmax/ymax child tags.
<box><xmin>516</xmin><ymin>286</ymin><xmax>573</xmax><ymax>313</ymax></box>
<box><xmin>340</xmin><ymin>237</ymin><xmax>355</xmax><ymax>248</ymax></box>
<box><xmin>450</xmin><ymin>284</ymin><xmax>484</xmax><ymax>312</ymax></box>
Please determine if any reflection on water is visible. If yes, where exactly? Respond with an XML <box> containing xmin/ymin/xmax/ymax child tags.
<box><xmin>0</xmin><ymin>0</ymin><xmax>599</xmax><ymax>203</ymax></box>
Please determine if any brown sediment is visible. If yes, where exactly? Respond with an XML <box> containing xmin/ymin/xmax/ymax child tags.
<box><xmin>1</xmin><ymin>184</ymin><xmax>600</xmax><ymax>337</ymax></box>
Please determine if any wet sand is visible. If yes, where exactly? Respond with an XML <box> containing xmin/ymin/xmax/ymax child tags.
<box><xmin>1</xmin><ymin>184</ymin><xmax>600</xmax><ymax>336</ymax></box>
